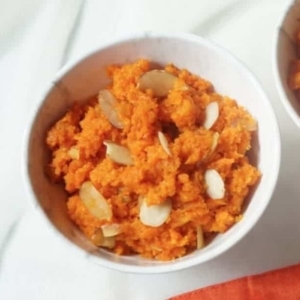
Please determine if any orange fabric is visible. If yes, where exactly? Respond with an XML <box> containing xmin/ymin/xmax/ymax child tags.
<box><xmin>170</xmin><ymin>263</ymin><xmax>300</xmax><ymax>300</ymax></box>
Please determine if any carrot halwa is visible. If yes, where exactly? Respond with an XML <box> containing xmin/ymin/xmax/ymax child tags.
<box><xmin>46</xmin><ymin>59</ymin><xmax>260</xmax><ymax>261</ymax></box>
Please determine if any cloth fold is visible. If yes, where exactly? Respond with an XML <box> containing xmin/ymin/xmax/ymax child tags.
<box><xmin>170</xmin><ymin>263</ymin><xmax>300</xmax><ymax>300</ymax></box>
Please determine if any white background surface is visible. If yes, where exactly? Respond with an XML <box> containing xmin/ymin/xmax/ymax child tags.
<box><xmin>0</xmin><ymin>0</ymin><xmax>300</xmax><ymax>299</ymax></box>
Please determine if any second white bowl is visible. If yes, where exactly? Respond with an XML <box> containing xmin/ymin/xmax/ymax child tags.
<box><xmin>273</xmin><ymin>0</ymin><xmax>300</xmax><ymax>129</ymax></box>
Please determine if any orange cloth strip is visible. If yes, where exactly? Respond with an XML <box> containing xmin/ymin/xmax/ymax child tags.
<box><xmin>170</xmin><ymin>263</ymin><xmax>300</xmax><ymax>300</ymax></box>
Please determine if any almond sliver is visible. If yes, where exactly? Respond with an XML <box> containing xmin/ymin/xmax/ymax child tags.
<box><xmin>203</xmin><ymin>102</ymin><xmax>219</xmax><ymax>129</ymax></box>
<box><xmin>101</xmin><ymin>224</ymin><xmax>121</xmax><ymax>237</ymax></box>
<box><xmin>202</xmin><ymin>132</ymin><xmax>219</xmax><ymax>161</ymax></box>
<box><xmin>137</xmin><ymin>70</ymin><xmax>177</xmax><ymax>97</ymax></box>
<box><xmin>204</xmin><ymin>169</ymin><xmax>225</xmax><ymax>200</ymax></box>
<box><xmin>91</xmin><ymin>228</ymin><xmax>104</xmax><ymax>246</ymax></box>
<box><xmin>79</xmin><ymin>181</ymin><xmax>112</xmax><ymax>221</ymax></box>
<box><xmin>158</xmin><ymin>131</ymin><xmax>171</xmax><ymax>156</ymax></box>
<box><xmin>103</xmin><ymin>141</ymin><xmax>133</xmax><ymax>165</ymax></box>
<box><xmin>196</xmin><ymin>226</ymin><xmax>204</xmax><ymax>249</ymax></box>
<box><xmin>91</xmin><ymin>228</ymin><xmax>115</xmax><ymax>248</ymax></box>
<box><xmin>98</xmin><ymin>89</ymin><xmax>124</xmax><ymax>129</ymax></box>
<box><xmin>139</xmin><ymin>197</ymin><xmax>172</xmax><ymax>227</ymax></box>
<box><xmin>101</xmin><ymin>236</ymin><xmax>115</xmax><ymax>249</ymax></box>
<box><xmin>210</xmin><ymin>132</ymin><xmax>220</xmax><ymax>154</ymax></box>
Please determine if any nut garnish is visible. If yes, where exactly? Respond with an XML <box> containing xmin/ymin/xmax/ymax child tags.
<box><xmin>137</xmin><ymin>70</ymin><xmax>177</xmax><ymax>97</ymax></box>
<box><xmin>210</xmin><ymin>132</ymin><xmax>219</xmax><ymax>154</ymax></box>
<box><xmin>91</xmin><ymin>228</ymin><xmax>104</xmax><ymax>246</ymax></box>
<box><xmin>203</xmin><ymin>102</ymin><xmax>219</xmax><ymax>129</ymax></box>
<box><xmin>204</xmin><ymin>169</ymin><xmax>225</xmax><ymax>199</ymax></box>
<box><xmin>139</xmin><ymin>196</ymin><xmax>172</xmax><ymax>227</ymax></box>
<box><xmin>103</xmin><ymin>141</ymin><xmax>133</xmax><ymax>165</ymax></box>
<box><xmin>79</xmin><ymin>181</ymin><xmax>112</xmax><ymax>221</ymax></box>
<box><xmin>196</xmin><ymin>226</ymin><xmax>204</xmax><ymax>249</ymax></box>
<box><xmin>101</xmin><ymin>224</ymin><xmax>121</xmax><ymax>237</ymax></box>
<box><xmin>98</xmin><ymin>89</ymin><xmax>124</xmax><ymax>129</ymax></box>
<box><xmin>101</xmin><ymin>236</ymin><xmax>116</xmax><ymax>249</ymax></box>
<box><xmin>91</xmin><ymin>228</ymin><xmax>116</xmax><ymax>249</ymax></box>
<box><xmin>158</xmin><ymin>131</ymin><xmax>171</xmax><ymax>156</ymax></box>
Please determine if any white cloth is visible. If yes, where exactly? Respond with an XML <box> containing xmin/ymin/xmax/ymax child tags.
<box><xmin>1</xmin><ymin>0</ymin><xmax>300</xmax><ymax>299</ymax></box>
<box><xmin>0</xmin><ymin>0</ymin><xmax>83</xmax><ymax>246</ymax></box>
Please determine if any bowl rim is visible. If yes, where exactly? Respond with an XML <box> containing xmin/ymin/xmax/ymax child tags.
<box><xmin>272</xmin><ymin>0</ymin><xmax>300</xmax><ymax>129</ymax></box>
<box><xmin>23</xmin><ymin>31</ymin><xmax>281</xmax><ymax>274</ymax></box>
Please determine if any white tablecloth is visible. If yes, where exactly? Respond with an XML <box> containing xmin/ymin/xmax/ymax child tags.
<box><xmin>1</xmin><ymin>0</ymin><xmax>300</xmax><ymax>299</ymax></box>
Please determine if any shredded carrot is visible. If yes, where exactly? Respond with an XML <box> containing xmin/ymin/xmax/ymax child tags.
<box><xmin>46</xmin><ymin>59</ymin><xmax>260</xmax><ymax>261</ymax></box>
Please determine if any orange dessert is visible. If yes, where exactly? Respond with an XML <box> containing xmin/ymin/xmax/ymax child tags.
<box><xmin>45</xmin><ymin>59</ymin><xmax>260</xmax><ymax>261</ymax></box>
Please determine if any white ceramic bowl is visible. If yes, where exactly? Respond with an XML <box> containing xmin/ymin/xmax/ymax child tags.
<box><xmin>273</xmin><ymin>0</ymin><xmax>300</xmax><ymax>129</ymax></box>
<box><xmin>24</xmin><ymin>32</ymin><xmax>280</xmax><ymax>274</ymax></box>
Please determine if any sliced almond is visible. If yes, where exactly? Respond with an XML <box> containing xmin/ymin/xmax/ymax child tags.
<box><xmin>204</xmin><ymin>169</ymin><xmax>225</xmax><ymax>200</ymax></box>
<box><xmin>103</xmin><ymin>141</ymin><xmax>133</xmax><ymax>165</ymax></box>
<box><xmin>210</xmin><ymin>132</ymin><xmax>219</xmax><ymax>154</ymax></box>
<box><xmin>68</xmin><ymin>146</ymin><xmax>80</xmax><ymax>160</ymax></box>
<box><xmin>137</xmin><ymin>70</ymin><xmax>177</xmax><ymax>97</ymax></box>
<box><xmin>202</xmin><ymin>132</ymin><xmax>219</xmax><ymax>161</ymax></box>
<box><xmin>79</xmin><ymin>181</ymin><xmax>112</xmax><ymax>221</ymax></box>
<box><xmin>139</xmin><ymin>196</ymin><xmax>172</xmax><ymax>227</ymax></box>
<box><xmin>101</xmin><ymin>224</ymin><xmax>121</xmax><ymax>237</ymax></box>
<box><xmin>101</xmin><ymin>236</ymin><xmax>116</xmax><ymax>249</ymax></box>
<box><xmin>91</xmin><ymin>229</ymin><xmax>115</xmax><ymax>249</ymax></box>
<box><xmin>98</xmin><ymin>89</ymin><xmax>124</xmax><ymax>129</ymax></box>
<box><xmin>158</xmin><ymin>131</ymin><xmax>171</xmax><ymax>156</ymax></box>
<box><xmin>91</xmin><ymin>228</ymin><xmax>104</xmax><ymax>246</ymax></box>
<box><xmin>203</xmin><ymin>102</ymin><xmax>219</xmax><ymax>129</ymax></box>
<box><xmin>196</xmin><ymin>226</ymin><xmax>204</xmax><ymax>249</ymax></box>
